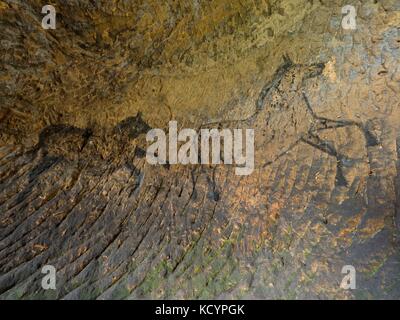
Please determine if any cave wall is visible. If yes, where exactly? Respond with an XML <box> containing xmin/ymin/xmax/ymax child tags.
<box><xmin>0</xmin><ymin>0</ymin><xmax>399</xmax><ymax>299</ymax></box>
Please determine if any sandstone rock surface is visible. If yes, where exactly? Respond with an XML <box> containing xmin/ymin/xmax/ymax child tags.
<box><xmin>0</xmin><ymin>0</ymin><xmax>399</xmax><ymax>299</ymax></box>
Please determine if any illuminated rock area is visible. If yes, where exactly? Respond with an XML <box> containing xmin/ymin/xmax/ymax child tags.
<box><xmin>0</xmin><ymin>0</ymin><xmax>399</xmax><ymax>299</ymax></box>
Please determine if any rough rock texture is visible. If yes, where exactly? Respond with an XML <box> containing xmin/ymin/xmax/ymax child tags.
<box><xmin>0</xmin><ymin>0</ymin><xmax>400</xmax><ymax>299</ymax></box>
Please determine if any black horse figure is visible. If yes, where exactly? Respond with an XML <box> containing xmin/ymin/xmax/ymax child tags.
<box><xmin>204</xmin><ymin>55</ymin><xmax>379</xmax><ymax>186</ymax></box>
